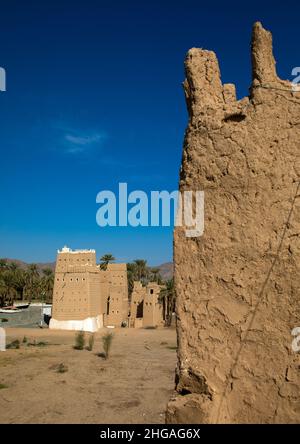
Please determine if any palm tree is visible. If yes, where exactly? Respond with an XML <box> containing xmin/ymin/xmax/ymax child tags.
<box><xmin>0</xmin><ymin>261</ymin><xmax>54</xmax><ymax>306</ymax></box>
<box><xmin>13</xmin><ymin>268</ymin><xmax>27</xmax><ymax>301</ymax></box>
<box><xmin>1</xmin><ymin>271</ymin><xmax>18</xmax><ymax>306</ymax></box>
<box><xmin>28</xmin><ymin>263</ymin><xmax>39</xmax><ymax>275</ymax></box>
<box><xmin>41</xmin><ymin>268</ymin><xmax>54</xmax><ymax>302</ymax></box>
<box><xmin>0</xmin><ymin>260</ymin><xmax>8</xmax><ymax>305</ymax></box>
<box><xmin>9</xmin><ymin>261</ymin><xmax>19</xmax><ymax>272</ymax></box>
<box><xmin>42</xmin><ymin>267</ymin><xmax>53</xmax><ymax>277</ymax></box>
<box><xmin>0</xmin><ymin>261</ymin><xmax>24</xmax><ymax>304</ymax></box>
<box><xmin>150</xmin><ymin>267</ymin><xmax>161</xmax><ymax>283</ymax></box>
<box><xmin>0</xmin><ymin>259</ymin><xmax>8</xmax><ymax>271</ymax></box>
<box><xmin>159</xmin><ymin>279</ymin><xmax>175</xmax><ymax>327</ymax></box>
<box><xmin>26</xmin><ymin>263</ymin><xmax>40</xmax><ymax>301</ymax></box>
<box><xmin>126</xmin><ymin>262</ymin><xmax>137</xmax><ymax>299</ymax></box>
<box><xmin>8</xmin><ymin>262</ymin><xmax>21</xmax><ymax>301</ymax></box>
<box><xmin>100</xmin><ymin>254</ymin><xmax>115</xmax><ymax>270</ymax></box>
<box><xmin>133</xmin><ymin>259</ymin><xmax>148</xmax><ymax>281</ymax></box>
<box><xmin>0</xmin><ymin>276</ymin><xmax>6</xmax><ymax>307</ymax></box>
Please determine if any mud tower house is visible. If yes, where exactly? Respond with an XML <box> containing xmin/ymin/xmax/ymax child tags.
<box><xmin>129</xmin><ymin>281</ymin><xmax>165</xmax><ymax>328</ymax></box>
<box><xmin>50</xmin><ymin>247</ymin><xmax>128</xmax><ymax>332</ymax></box>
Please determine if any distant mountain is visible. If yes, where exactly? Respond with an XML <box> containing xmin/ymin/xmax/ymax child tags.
<box><xmin>2</xmin><ymin>258</ymin><xmax>55</xmax><ymax>273</ymax></box>
<box><xmin>157</xmin><ymin>262</ymin><xmax>173</xmax><ymax>281</ymax></box>
<box><xmin>1</xmin><ymin>258</ymin><xmax>173</xmax><ymax>280</ymax></box>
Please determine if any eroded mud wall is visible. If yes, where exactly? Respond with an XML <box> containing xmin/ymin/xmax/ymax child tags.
<box><xmin>166</xmin><ymin>22</ymin><xmax>300</xmax><ymax>424</ymax></box>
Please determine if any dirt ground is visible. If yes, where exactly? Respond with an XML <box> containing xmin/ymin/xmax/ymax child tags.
<box><xmin>0</xmin><ymin>327</ymin><xmax>177</xmax><ymax>424</ymax></box>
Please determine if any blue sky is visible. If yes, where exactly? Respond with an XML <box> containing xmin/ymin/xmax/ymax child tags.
<box><xmin>0</xmin><ymin>0</ymin><xmax>299</xmax><ymax>265</ymax></box>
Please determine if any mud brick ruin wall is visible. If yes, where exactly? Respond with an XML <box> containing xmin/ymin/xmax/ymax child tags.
<box><xmin>143</xmin><ymin>283</ymin><xmax>165</xmax><ymax>328</ymax></box>
<box><xmin>129</xmin><ymin>281</ymin><xmax>165</xmax><ymax>328</ymax></box>
<box><xmin>166</xmin><ymin>22</ymin><xmax>300</xmax><ymax>423</ymax></box>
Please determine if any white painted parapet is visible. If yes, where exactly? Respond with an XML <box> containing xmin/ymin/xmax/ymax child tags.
<box><xmin>49</xmin><ymin>315</ymin><xmax>103</xmax><ymax>332</ymax></box>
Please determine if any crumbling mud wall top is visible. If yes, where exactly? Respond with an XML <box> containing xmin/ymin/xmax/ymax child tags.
<box><xmin>167</xmin><ymin>22</ymin><xmax>300</xmax><ymax>424</ymax></box>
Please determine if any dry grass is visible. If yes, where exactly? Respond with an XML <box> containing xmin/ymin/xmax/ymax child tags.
<box><xmin>0</xmin><ymin>326</ymin><xmax>176</xmax><ymax>424</ymax></box>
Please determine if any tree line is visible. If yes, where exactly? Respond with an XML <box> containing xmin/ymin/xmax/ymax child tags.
<box><xmin>0</xmin><ymin>259</ymin><xmax>54</xmax><ymax>306</ymax></box>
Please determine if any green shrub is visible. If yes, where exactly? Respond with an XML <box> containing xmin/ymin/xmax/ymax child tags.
<box><xmin>6</xmin><ymin>339</ymin><xmax>20</xmax><ymax>349</ymax></box>
<box><xmin>102</xmin><ymin>332</ymin><xmax>114</xmax><ymax>359</ymax></box>
<box><xmin>74</xmin><ymin>331</ymin><xmax>85</xmax><ymax>350</ymax></box>
<box><xmin>1</xmin><ymin>318</ymin><xmax>8</xmax><ymax>323</ymax></box>
<box><xmin>27</xmin><ymin>340</ymin><xmax>47</xmax><ymax>347</ymax></box>
<box><xmin>57</xmin><ymin>363</ymin><xmax>68</xmax><ymax>373</ymax></box>
<box><xmin>86</xmin><ymin>334</ymin><xmax>94</xmax><ymax>351</ymax></box>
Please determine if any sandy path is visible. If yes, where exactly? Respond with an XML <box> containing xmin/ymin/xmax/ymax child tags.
<box><xmin>0</xmin><ymin>327</ymin><xmax>176</xmax><ymax>424</ymax></box>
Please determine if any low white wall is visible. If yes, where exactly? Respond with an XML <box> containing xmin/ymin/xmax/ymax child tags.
<box><xmin>49</xmin><ymin>315</ymin><xmax>103</xmax><ymax>332</ymax></box>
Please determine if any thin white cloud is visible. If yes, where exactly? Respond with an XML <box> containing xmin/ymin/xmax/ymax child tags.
<box><xmin>65</xmin><ymin>133</ymin><xmax>103</xmax><ymax>146</ymax></box>
<box><xmin>64</xmin><ymin>131</ymin><xmax>106</xmax><ymax>154</ymax></box>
